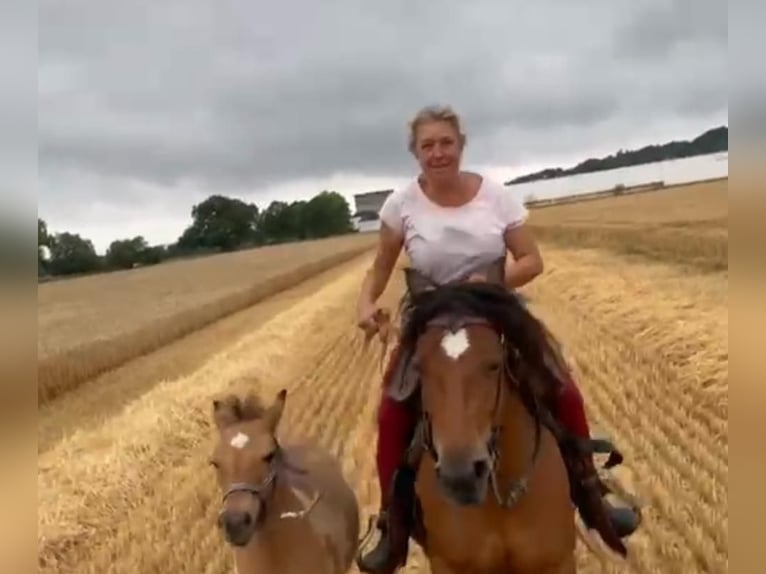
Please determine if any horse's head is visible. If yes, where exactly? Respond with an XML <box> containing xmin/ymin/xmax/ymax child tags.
<box><xmin>209</xmin><ymin>388</ymin><xmax>287</xmax><ymax>546</ymax></box>
<box><xmin>401</xmin><ymin>261</ymin><xmax>557</xmax><ymax>507</ymax></box>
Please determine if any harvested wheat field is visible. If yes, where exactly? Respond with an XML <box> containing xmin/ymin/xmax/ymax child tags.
<box><xmin>37</xmin><ymin>179</ymin><xmax>728</xmax><ymax>573</ymax></box>
<box><xmin>37</xmin><ymin>233</ymin><xmax>378</xmax><ymax>404</ymax></box>
<box><xmin>528</xmin><ymin>178</ymin><xmax>728</xmax><ymax>273</ymax></box>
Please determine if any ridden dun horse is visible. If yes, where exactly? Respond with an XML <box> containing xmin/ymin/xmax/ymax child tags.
<box><xmin>208</xmin><ymin>387</ymin><xmax>360</xmax><ymax>574</ymax></box>
<box><xmin>389</xmin><ymin>267</ymin><xmax>585</xmax><ymax>573</ymax></box>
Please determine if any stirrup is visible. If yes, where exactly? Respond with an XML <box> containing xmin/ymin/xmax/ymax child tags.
<box><xmin>357</xmin><ymin>512</ymin><xmax>386</xmax><ymax>556</ymax></box>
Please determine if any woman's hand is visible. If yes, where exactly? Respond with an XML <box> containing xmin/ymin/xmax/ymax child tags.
<box><xmin>357</xmin><ymin>302</ymin><xmax>392</xmax><ymax>343</ymax></box>
<box><xmin>357</xmin><ymin>300</ymin><xmax>381</xmax><ymax>336</ymax></box>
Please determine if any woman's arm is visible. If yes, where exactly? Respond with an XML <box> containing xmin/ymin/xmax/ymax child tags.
<box><xmin>357</xmin><ymin>223</ymin><xmax>404</xmax><ymax>314</ymax></box>
<box><xmin>503</xmin><ymin>223</ymin><xmax>544</xmax><ymax>289</ymax></box>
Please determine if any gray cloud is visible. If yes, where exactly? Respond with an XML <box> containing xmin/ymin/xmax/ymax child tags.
<box><xmin>36</xmin><ymin>0</ymin><xmax>727</xmax><ymax>247</ymax></box>
<box><xmin>615</xmin><ymin>0</ymin><xmax>726</xmax><ymax>60</ymax></box>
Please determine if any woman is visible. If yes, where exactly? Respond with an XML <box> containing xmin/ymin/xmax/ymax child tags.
<box><xmin>355</xmin><ymin>105</ymin><xmax>638</xmax><ymax>574</ymax></box>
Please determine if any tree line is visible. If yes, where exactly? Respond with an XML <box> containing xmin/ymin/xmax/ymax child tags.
<box><xmin>506</xmin><ymin>125</ymin><xmax>728</xmax><ymax>185</ymax></box>
<box><xmin>38</xmin><ymin>190</ymin><xmax>357</xmax><ymax>278</ymax></box>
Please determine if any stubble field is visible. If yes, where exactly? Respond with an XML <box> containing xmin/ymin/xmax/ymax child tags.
<box><xmin>37</xmin><ymin>178</ymin><xmax>728</xmax><ymax>573</ymax></box>
<box><xmin>37</xmin><ymin>233</ymin><xmax>378</xmax><ymax>404</ymax></box>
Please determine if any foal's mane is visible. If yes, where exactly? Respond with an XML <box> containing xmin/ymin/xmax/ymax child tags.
<box><xmin>213</xmin><ymin>392</ymin><xmax>269</xmax><ymax>424</ymax></box>
<box><xmin>400</xmin><ymin>281</ymin><xmax>567</xmax><ymax>409</ymax></box>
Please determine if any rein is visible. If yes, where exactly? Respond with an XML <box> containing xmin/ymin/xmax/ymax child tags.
<box><xmin>417</xmin><ymin>314</ymin><xmax>543</xmax><ymax>509</ymax></box>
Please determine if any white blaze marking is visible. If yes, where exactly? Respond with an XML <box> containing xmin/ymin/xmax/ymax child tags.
<box><xmin>229</xmin><ymin>431</ymin><xmax>250</xmax><ymax>449</ymax></box>
<box><xmin>440</xmin><ymin>328</ymin><xmax>470</xmax><ymax>360</ymax></box>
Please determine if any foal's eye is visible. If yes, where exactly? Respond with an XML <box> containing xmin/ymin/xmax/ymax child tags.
<box><xmin>209</xmin><ymin>458</ymin><xmax>219</xmax><ymax>469</ymax></box>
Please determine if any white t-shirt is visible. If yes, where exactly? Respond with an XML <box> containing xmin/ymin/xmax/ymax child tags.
<box><xmin>379</xmin><ymin>175</ymin><xmax>529</xmax><ymax>285</ymax></box>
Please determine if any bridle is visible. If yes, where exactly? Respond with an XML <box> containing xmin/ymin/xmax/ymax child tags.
<box><xmin>416</xmin><ymin>313</ymin><xmax>542</xmax><ymax>509</ymax></box>
<box><xmin>219</xmin><ymin>452</ymin><xmax>280</xmax><ymax>528</ymax></box>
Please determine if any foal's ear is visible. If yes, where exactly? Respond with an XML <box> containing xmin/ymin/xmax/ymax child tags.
<box><xmin>212</xmin><ymin>395</ymin><xmax>242</xmax><ymax>430</ymax></box>
<box><xmin>264</xmin><ymin>388</ymin><xmax>287</xmax><ymax>432</ymax></box>
<box><xmin>404</xmin><ymin>267</ymin><xmax>437</xmax><ymax>296</ymax></box>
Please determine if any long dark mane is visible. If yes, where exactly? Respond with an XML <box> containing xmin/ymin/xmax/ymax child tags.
<box><xmin>400</xmin><ymin>281</ymin><xmax>566</xmax><ymax>410</ymax></box>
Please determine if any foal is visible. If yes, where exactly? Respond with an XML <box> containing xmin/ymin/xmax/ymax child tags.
<box><xmin>209</xmin><ymin>388</ymin><xmax>360</xmax><ymax>574</ymax></box>
<box><xmin>401</xmin><ymin>275</ymin><xmax>578</xmax><ymax>573</ymax></box>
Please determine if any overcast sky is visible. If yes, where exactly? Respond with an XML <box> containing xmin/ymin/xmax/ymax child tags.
<box><xmin>37</xmin><ymin>0</ymin><xmax>728</xmax><ymax>253</ymax></box>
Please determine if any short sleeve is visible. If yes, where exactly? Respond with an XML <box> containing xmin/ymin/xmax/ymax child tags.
<box><xmin>497</xmin><ymin>186</ymin><xmax>529</xmax><ymax>230</ymax></box>
<box><xmin>378</xmin><ymin>189</ymin><xmax>404</xmax><ymax>234</ymax></box>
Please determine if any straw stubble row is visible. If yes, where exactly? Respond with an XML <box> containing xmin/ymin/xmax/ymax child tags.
<box><xmin>38</xmin><ymin>238</ymin><xmax>727</xmax><ymax>573</ymax></box>
<box><xmin>37</xmin><ymin>256</ymin><xmax>379</xmax><ymax>573</ymax></box>
<box><xmin>38</xmin><ymin>236</ymin><xmax>377</xmax><ymax>405</ymax></box>
<box><xmin>524</xmin><ymin>247</ymin><xmax>727</xmax><ymax>574</ymax></box>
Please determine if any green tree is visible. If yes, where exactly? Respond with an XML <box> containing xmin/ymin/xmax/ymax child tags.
<box><xmin>47</xmin><ymin>232</ymin><xmax>101</xmax><ymax>276</ymax></box>
<box><xmin>259</xmin><ymin>200</ymin><xmax>309</xmax><ymax>243</ymax></box>
<box><xmin>506</xmin><ymin>125</ymin><xmax>728</xmax><ymax>185</ymax></box>
<box><xmin>177</xmin><ymin>194</ymin><xmax>260</xmax><ymax>252</ymax></box>
<box><xmin>105</xmin><ymin>236</ymin><xmax>150</xmax><ymax>270</ymax></box>
<box><xmin>301</xmin><ymin>191</ymin><xmax>354</xmax><ymax>238</ymax></box>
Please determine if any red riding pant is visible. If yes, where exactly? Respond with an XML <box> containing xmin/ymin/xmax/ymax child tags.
<box><xmin>375</xmin><ymin>346</ymin><xmax>418</xmax><ymax>499</ymax></box>
<box><xmin>374</xmin><ymin>346</ymin><xmax>592</xmax><ymax>501</ymax></box>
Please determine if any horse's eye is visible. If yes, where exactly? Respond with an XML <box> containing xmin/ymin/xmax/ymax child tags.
<box><xmin>209</xmin><ymin>458</ymin><xmax>219</xmax><ymax>469</ymax></box>
<box><xmin>486</xmin><ymin>361</ymin><xmax>501</xmax><ymax>374</ymax></box>
<box><xmin>262</xmin><ymin>451</ymin><xmax>276</xmax><ymax>463</ymax></box>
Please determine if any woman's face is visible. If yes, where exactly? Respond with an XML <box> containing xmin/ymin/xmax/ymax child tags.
<box><xmin>412</xmin><ymin>120</ymin><xmax>463</xmax><ymax>183</ymax></box>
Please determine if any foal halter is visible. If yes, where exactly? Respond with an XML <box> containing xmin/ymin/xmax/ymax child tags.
<box><xmin>219</xmin><ymin>444</ymin><xmax>319</xmax><ymax>524</ymax></box>
<box><xmin>417</xmin><ymin>314</ymin><xmax>543</xmax><ymax>509</ymax></box>
<box><xmin>220</xmin><ymin>459</ymin><xmax>279</xmax><ymax>527</ymax></box>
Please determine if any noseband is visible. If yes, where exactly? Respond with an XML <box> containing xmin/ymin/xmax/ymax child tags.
<box><xmin>220</xmin><ymin>461</ymin><xmax>278</xmax><ymax>527</ymax></box>
<box><xmin>219</xmin><ymin>443</ymin><xmax>313</xmax><ymax>527</ymax></box>
<box><xmin>417</xmin><ymin>313</ymin><xmax>542</xmax><ymax>509</ymax></box>
<box><xmin>219</xmin><ymin>442</ymin><xmax>287</xmax><ymax>527</ymax></box>
<box><xmin>222</xmin><ymin>465</ymin><xmax>278</xmax><ymax>504</ymax></box>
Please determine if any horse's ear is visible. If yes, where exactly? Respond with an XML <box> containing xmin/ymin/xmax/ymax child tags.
<box><xmin>264</xmin><ymin>388</ymin><xmax>287</xmax><ymax>432</ymax></box>
<box><xmin>404</xmin><ymin>267</ymin><xmax>437</xmax><ymax>296</ymax></box>
<box><xmin>212</xmin><ymin>395</ymin><xmax>242</xmax><ymax>430</ymax></box>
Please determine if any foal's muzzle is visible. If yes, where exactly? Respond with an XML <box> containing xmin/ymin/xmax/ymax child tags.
<box><xmin>218</xmin><ymin>476</ymin><xmax>274</xmax><ymax>547</ymax></box>
<box><xmin>219</xmin><ymin>509</ymin><xmax>257</xmax><ymax>546</ymax></box>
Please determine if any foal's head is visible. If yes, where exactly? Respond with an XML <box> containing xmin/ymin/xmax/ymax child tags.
<box><xmin>402</xmin><ymin>266</ymin><xmax>559</xmax><ymax>506</ymax></box>
<box><xmin>209</xmin><ymin>388</ymin><xmax>287</xmax><ymax>546</ymax></box>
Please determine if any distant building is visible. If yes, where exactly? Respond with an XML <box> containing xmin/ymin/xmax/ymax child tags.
<box><xmin>351</xmin><ymin>189</ymin><xmax>394</xmax><ymax>232</ymax></box>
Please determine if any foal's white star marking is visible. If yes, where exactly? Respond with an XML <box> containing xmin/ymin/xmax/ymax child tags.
<box><xmin>229</xmin><ymin>431</ymin><xmax>250</xmax><ymax>449</ymax></box>
<box><xmin>440</xmin><ymin>328</ymin><xmax>470</xmax><ymax>360</ymax></box>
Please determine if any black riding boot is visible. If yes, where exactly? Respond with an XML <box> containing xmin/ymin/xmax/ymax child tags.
<box><xmin>356</xmin><ymin>465</ymin><xmax>417</xmax><ymax>574</ymax></box>
<box><xmin>568</xmin><ymin>448</ymin><xmax>641</xmax><ymax>556</ymax></box>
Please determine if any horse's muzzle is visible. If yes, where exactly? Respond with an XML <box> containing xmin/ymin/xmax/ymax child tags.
<box><xmin>219</xmin><ymin>509</ymin><xmax>257</xmax><ymax>546</ymax></box>
<box><xmin>435</xmin><ymin>454</ymin><xmax>491</xmax><ymax>505</ymax></box>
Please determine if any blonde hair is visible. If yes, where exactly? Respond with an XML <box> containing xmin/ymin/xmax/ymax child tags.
<box><xmin>407</xmin><ymin>104</ymin><xmax>466</xmax><ymax>154</ymax></box>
